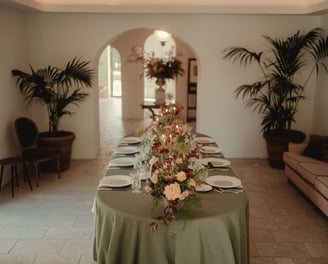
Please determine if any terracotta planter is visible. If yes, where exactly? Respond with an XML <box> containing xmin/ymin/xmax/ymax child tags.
<box><xmin>263</xmin><ymin>129</ymin><xmax>306</xmax><ymax>169</ymax></box>
<box><xmin>38</xmin><ymin>131</ymin><xmax>76</xmax><ymax>172</ymax></box>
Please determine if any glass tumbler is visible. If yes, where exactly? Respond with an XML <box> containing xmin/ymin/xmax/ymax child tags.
<box><xmin>130</xmin><ymin>172</ymin><xmax>141</xmax><ymax>194</ymax></box>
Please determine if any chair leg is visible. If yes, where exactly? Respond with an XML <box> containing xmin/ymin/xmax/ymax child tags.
<box><xmin>11</xmin><ymin>165</ymin><xmax>14</xmax><ymax>198</ymax></box>
<box><xmin>33</xmin><ymin>162</ymin><xmax>40</xmax><ymax>188</ymax></box>
<box><xmin>23</xmin><ymin>163</ymin><xmax>33</xmax><ymax>191</ymax></box>
<box><xmin>14</xmin><ymin>165</ymin><xmax>19</xmax><ymax>188</ymax></box>
<box><xmin>56</xmin><ymin>156</ymin><xmax>61</xmax><ymax>179</ymax></box>
<box><xmin>0</xmin><ymin>165</ymin><xmax>3</xmax><ymax>192</ymax></box>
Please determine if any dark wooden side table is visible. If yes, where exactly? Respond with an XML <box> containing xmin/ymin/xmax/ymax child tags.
<box><xmin>141</xmin><ymin>103</ymin><xmax>163</xmax><ymax>120</ymax></box>
<box><xmin>0</xmin><ymin>157</ymin><xmax>32</xmax><ymax>197</ymax></box>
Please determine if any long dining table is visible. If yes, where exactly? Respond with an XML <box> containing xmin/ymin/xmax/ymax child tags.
<box><xmin>92</xmin><ymin>135</ymin><xmax>249</xmax><ymax>264</ymax></box>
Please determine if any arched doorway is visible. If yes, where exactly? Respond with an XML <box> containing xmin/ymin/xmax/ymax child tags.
<box><xmin>97</xmin><ymin>28</ymin><xmax>198</xmax><ymax>152</ymax></box>
<box><xmin>98</xmin><ymin>45</ymin><xmax>122</xmax><ymax>99</ymax></box>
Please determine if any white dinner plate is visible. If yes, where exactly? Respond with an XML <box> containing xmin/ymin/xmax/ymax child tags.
<box><xmin>115</xmin><ymin>146</ymin><xmax>140</xmax><ymax>155</ymax></box>
<box><xmin>200</xmin><ymin>146</ymin><xmax>223</xmax><ymax>154</ymax></box>
<box><xmin>202</xmin><ymin>158</ymin><xmax>231</xmax><ymax>167</ymax></box>
<box><xmin>206</xmin><ymin>175</ymin><xmax>241</xmax><ymax>188</ymax></box>
<box><xmin>108</xmin><ymin>157</ymin><xmax>136</xmax><ymax>167</ymax></box>
<box><xmin>196</xmin><ymin>184</ymin><xmax>213</xmax><ymax>192</ymax></box>
<box><xmin>195</xmin><ymin>137</ymin><xmax>215</xmax><ymax>144</ymax></box>
<box><xmin>119</xmin><ymin>137</ymin><xmax>141</xmax><ymax>144</ymax></box>
<box><xmin>99</xmin><ymin>175</ymin><xmax>132</xmax><ymax>187</ymax></box>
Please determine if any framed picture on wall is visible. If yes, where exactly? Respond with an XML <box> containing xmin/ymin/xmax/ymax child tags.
<box><xmin>187</xmin><ymin>58</ymin><xmax>197</xmax><ymax>122</ymax></box>
<box><xmin>188</xmin><ymin>58</ymin><xmax>197</xmax><ymax>84</ymax></box>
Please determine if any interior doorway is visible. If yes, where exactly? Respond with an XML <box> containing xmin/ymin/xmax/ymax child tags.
<box><xmin>97</xmin><ymin>29</ymin><xmax>198</xmax><ymax>154</ymax></box>
<box><xmin>98</xmin><ymin>45</ymin><xmax>122</xmax><ymax>99</ymax></box>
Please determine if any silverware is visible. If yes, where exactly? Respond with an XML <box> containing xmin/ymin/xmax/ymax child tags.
<box><xmin>214</xmin><ymin>167</ymin><xmax>231</xmax><ymax>171</ymax></box>
<box><xmin>214</xmin><ymin>187</ymin><xmax>243</xmax><ymax>194</ymax></box>
<box><xmin>97</xmin><ymin>187</ymin><xmax>129</xmax><ymax>191</ymax></box>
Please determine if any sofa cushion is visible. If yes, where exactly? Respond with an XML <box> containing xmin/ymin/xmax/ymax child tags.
<box><xmin>302</xmin><ymin>135</ymin><xmax>328</xmax><ymax>161</ymax></box>
<box><xmin>297</xmin><ymin>163</ymin><xmax>328</xmax><ymax>185</ymax></box>
<box><xmin>283</xmin><ymin>152</ymin><xmax>322</xmax><ymax>171</ymax></box>
<box><xmin>322</xmin><ymin>143</ymin><xmax>328</xmax><ymax>162</ymax></box>
<box><xmin>314</xmin><ymin>176</ymin><xmax>328</xmax><ymax>199</ymax></box>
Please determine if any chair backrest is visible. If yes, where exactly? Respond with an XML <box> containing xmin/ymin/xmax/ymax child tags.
<box><xmin>14</xmin><ymin>117</ymin><xmax>39</xmax><ymax>150</ymax></box>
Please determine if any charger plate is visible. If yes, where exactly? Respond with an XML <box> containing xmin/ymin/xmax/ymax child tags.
<box><xmin>195</xmin><ymin>137</ymin><xmax>215</xmax><ymax>144</ymax></box>
<box><xmin>200</xmin><ymin>146</ymin><xmax>222</xmax><ymax>154</ymax></box>
<box><xmin>206</xmin><ymin>175</ymin><xmax>241</xmax><ymax>188</ymax></box>
<box><xmin>99</xmin><ymin>175</ymin><xmax>132</xmax><ymax>187</ymax></box>
<box><xmin>115</xmin><ymin>146</ymin><xmax>139</xmax><ymax>154</ymax></box>
<box><xmin>196</xmin><ymin>184</ymin><xmax>213</xmax><ymax>192</ymax></box>
<box><xmin>108</xmin><ymin>157</ymin><xmax>136</xmax><ymax>167</ymax></box>
<box><xmin>119</xmin><ymin>137</ymin><xmax>141</xmax><ymax>144</ymax></box>
<box><xmin>202</xmin><ymin>158</ymin><xmax>231</xmax><ymax>167</ymax></box>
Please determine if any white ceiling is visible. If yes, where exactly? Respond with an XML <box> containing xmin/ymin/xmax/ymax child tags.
<box><xmin>3</xmin><ymin>0</ymin><xmax>328</xmax><ymax>14</ymax></box>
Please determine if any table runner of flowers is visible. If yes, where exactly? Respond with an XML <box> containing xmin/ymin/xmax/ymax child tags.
<box><xmin>143</xmin><ymin>104</ymin><xmax>204</xmax><ymax>232</ymax></box>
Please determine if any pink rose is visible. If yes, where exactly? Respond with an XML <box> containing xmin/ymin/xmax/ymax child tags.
<box><xmin>149</xmin><ymin>156</ymin><xmax>158</xmax><ymax>166</ymax></box>
<box><xmin>164</xmin><ymin>174</ymin><xmax>173</xmax><ymax>181</ymax></box>
<box><xmin>163</xmin><ymin>183</ymin><xmax>181</xmax><ymax>201</ymax></box>
<box><xmin>176</xmin><ymin>171</ymin><xmax>187</xmax><ymax>182</ymax></box>
<box><xmin>150</xmin><ymin>173</ymin><xmax>158</xmax><ymax>184</ymax></box>
<box><xmin>188</xmin><ymin>179</ymin><xmax>197</xmax><ymax>189</ymax></box>
<box><xmin>179</xmin><ymin>190</ymin><xmax>190</xmax><ymax>200</ymax></box>
<box><xmin>144</xmin><ymin>185</ymin><xmax>152</xmax><ymax>193</ymax></box>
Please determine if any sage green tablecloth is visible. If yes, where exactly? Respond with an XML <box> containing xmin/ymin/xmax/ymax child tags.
<box><xmin>93</xmin><ymin>168</ymin><xmax>249</xmax><ymax>264</ymax></box>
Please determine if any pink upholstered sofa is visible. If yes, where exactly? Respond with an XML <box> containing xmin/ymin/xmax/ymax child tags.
<box><xmin>283</xmin><ymin>141</ymin><xmax>328</xmax><ymax>216</ymax></box>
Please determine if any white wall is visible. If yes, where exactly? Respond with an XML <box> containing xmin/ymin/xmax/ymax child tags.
<box><xmin>313</xmin><ymin>15</ymin><xmax>328</xmax><ymax>135</ymax></box>
<box><xmin>24</xmin><ymin>13</ymin><xmax>321</xmax><ymax>159</ymax></box>
<box><xmin>0</xmin><ymin>7</ymin><xmax>29</xmax><ymax>185</ymax></box>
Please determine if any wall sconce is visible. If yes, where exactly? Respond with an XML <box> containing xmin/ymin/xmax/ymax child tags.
<box><xmin>154</xmin><ymin>30</ymin><xmax>172</xmax><ymax>46</ymax></box>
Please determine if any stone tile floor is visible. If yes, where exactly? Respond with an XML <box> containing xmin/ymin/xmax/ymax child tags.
<box><xmin>0</xmin><ymin>98</ymin><xmax>327</xmax><ymax>263</ymax></box>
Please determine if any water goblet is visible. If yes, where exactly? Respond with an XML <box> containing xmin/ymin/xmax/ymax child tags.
<box><xmin>130</xmin><ymin>172</ymin><xmax>142</xmax><ymax>194</ymax></box>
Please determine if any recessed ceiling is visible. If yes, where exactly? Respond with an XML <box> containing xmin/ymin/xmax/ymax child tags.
<box><xmin>4</xmin><ymin>0</ymin><xmax>328</xmax><ymax>14</ymax></box>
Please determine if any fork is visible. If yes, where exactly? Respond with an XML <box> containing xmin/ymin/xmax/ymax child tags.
<box><xmin>214</xmin><ymin>187</ymin><xmax>243</xmax><ymax>194</ymax></box>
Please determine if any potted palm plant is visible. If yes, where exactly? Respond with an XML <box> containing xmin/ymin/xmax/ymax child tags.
<box><xmin>223</xmin><ymin>28</ymin><xmax>328</xmax><ymax>168</ymax></box>
<box><xmin>12</xmin><ymin>57</ymin><xmax>94</xmax><ymax>171</ymax></box>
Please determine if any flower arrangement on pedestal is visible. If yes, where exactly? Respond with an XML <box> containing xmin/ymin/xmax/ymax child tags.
<box><xmin>128</xmin><ymin>46</ymin><xmax>185</xmax><ymax>105</ymax></box>
<box><xmin>144</xmin><ymin>50</ymin><xmax>184</xmax><ymax>82</ymax></box>
<box><xmin>144</xmin><ymin>104</ymin><xmax>203</xmax><ymax>231</ymax></box>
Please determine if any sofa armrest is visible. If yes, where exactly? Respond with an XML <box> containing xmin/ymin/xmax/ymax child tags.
<box><xmin>288</xmin><ymin>142</ymin><xmax>308</xmax><ymax>154</ymax></box>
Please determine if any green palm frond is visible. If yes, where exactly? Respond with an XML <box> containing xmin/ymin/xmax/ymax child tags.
<box><xmin>222</xmin><ymin>47</ymin><xmax>262</xmax><ymax>66</ymax></box>
<box><xmin>235</xmin><ymin>81</ymin><xmax>267</xmax><ymax>99</ymax></box>
<box><xmin>223</xmin><ymin>27</ymin><xmax>328</xmax><ymax>132</ymax></box>
<box><xmin>309</xmin><ymin>36</ymin><xmax>328</xmax><ymax>74</ymax></box>
<box><xmin>12</xmin><ymin>57</ymin><xmax>94</xmax><ymax>134</ymax></box>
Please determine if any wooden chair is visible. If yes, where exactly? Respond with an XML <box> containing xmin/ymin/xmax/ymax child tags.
<box><xmin>14</xmin><ymin>117</ymin><xmax>61</xmax><ymax>187</ymax></box>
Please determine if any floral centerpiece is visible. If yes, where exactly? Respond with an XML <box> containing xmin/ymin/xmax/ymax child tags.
<box><xmin>129</xmin><ymin>46</ymin><xmax>185</xmax><ymax>83</ymax></box>
<box><xmin>144</xmin><ymin>50</ymin><xmax>184</xmax><ymax>85</ymax></box>
<box><xmin>128</xmin><ymin>46</ymin><xmax>184</xmax><ymax>104</ymax></box>
<box><xmin>143</xmin><ymin>104</ymin><xmax>203</xmax><ymax>231</ymax></box>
